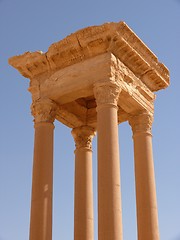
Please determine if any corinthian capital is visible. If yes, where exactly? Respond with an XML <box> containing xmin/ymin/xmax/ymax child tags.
<box><xmin>93</xmin><ymin>81</ymin><xmax>121</xmax><ymax>107</ymax></box>
<box><xmin>71</xmin><ymin>126</ymin><xmax>96</xmax><ymax>151</ymax></box>
<box><xmin>129</xmin><ymin>112</ymin><xmax>154</xmax><ymax>135</ymax></box>
<box><xmin>31</xmin><ymin>98</ymin><xmax>57</xmax><ymax>123</ymax></box>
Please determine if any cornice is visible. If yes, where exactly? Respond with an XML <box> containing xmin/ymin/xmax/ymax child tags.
<box><xmin>8</xmin><ymin>21</ymin><xmax>169</xmax><ymax>92</ymax></box>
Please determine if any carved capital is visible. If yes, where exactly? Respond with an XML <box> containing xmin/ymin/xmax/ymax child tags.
<box><xmin>93</xmin><ymin>81</ymin><xmax>121</xmax><ymax>107</ymax></box>
<box><xmin>129</xmin><ymin>112</ymin><xmax>154</xmax><ymax>135</ymax></box>
<box><xmin>31</xmin><ymin>98</ymin><xmax>57</xmax><ymax>123</ymax></box>
<box><xmin>71</xmin><ymin>126</ymin><xmax>96</xmax><ymax>150</ymax></box>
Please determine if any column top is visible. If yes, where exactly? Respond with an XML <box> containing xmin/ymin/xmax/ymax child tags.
<box><xmin>72</xmin><ymin>126</ymin><xmax>96</xmax><ymax>151</ymax></box>
<box><xmin>31</xmin><ymin>98</ymin><xmax>57</xmax><ymax>123</ymax></box>
<box><xmin>9</xmin><ymin>21</ymin><xmax>169</xmax><ymax>92</ymax></box>
<box><xmin>129</xmin><ymin>112</ymin><xmax>154</xmax><ymax>136</ymax></box>
<box><xmin>94</xmin><ymin>81</ymin><xmax>121</xmax><ymax>108</ymax></box>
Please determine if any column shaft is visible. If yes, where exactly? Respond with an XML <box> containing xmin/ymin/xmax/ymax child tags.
<box><xmin>29</xmin><ymin>99</ymin><xmax>56</xmax><ymax>240</ymax></box>
<box><xmin>72</xmin><ymin>126</ymin><xmax>95</xmax><ymax>240</ymax></box>
<box><xmin>74</xmin><ymin>149</ymin><xmax>94</xmax><ymax>240</ymax></box>
<box><xmin>94</xmin><ymin>82</ymin><xmax>123</xmax><ymax>240</ymax></box>
<box><xmin>130</xmin><ymin>113</ymin><xmax>159</xmax><ymax>240</ymax></box>
<box><xmin>30</xmin><ymin>122</ymin><xmax>54</xmax><ymax>240</ymax></box>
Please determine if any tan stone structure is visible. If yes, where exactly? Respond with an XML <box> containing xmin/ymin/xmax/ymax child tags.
<box><xmin>9</xmin><ymin>21</ymin><xmax>169</xmax><ymax>240</ymax></box>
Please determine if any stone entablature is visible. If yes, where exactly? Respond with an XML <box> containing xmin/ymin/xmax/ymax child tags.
<box><xmin>9</xmin><ymin>22</ymin><xmax>169</xmax><ymax>92</ymax></box>
<box><xmin>8</xmin><ymin>22</ymin><xmax>169</xmax><ymax>129</ymax></box>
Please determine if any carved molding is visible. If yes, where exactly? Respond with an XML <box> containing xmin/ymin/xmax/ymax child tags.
<box><xmin>129</xmin><ymin>112</ymin><xmax>154</xmax><ymax>135</ymax></box>
<box><xmin>71</xmin><ymin>126</ymin><xmax>96</xmax><ymax>150</ymax></box>
<box><xmin>31</xmin><ymin>98</ymin><xmax>57</xmax><ymax>123</ymax></box>
<box><xmin>93</xmin><ymin>81</ymin><xmax>121</xmax><ymax>107</ymax></box>
<box><xmin>9</xmin><ymin>22</ymin><xmax>169</xmax><ymax>92</ymax></box>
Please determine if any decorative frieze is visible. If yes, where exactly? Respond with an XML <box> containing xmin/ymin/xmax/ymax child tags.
<box><xmin>31</xmin><ymin>98</ymin><xmax>57</xmax><ymax>123</ymax></box>
<box><xmin>9</xmin><ymin>22</ymin><xmax>169</xmax><ymax>92</ymax></box>
<box><xmin>71</xmin><ymin>126</ymin><xmax>96</xmax><ymax>150</ymax></box>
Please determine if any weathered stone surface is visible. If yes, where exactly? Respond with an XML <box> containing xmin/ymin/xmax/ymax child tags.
<box><xmin>8</xmin><ymin>21</ymin><xmax>170</xmax><ymax>129</ymax></box>
<box><xmin>9</xmin><ymin>22</ymin><xmax>169</xmax><ymax>91</ymax></box>
<box><xmin>128</xmin><ymin>112</ymin><xmax>160</xmax><ymax>240</ymax></box>
<box><xmin>72</xmin><ymin>126</ymin><xmax>95</xmax><ymax>240</ymax></box>
<box><xmin>8</xmin><ymin>21</ymin><xmax>170</xmax><ymax>240</ymax></box>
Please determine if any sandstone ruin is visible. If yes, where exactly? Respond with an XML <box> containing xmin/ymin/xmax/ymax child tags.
<box><xmin>9</xmin><ymin>21</ymin><xmax>170</xmax><ymax>240</ymax></box>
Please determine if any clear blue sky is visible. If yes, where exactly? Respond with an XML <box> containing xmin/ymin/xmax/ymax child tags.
<box><xmin>0</xmin><ymin>0</ymin><xmax>180</xmax><ymax>239</ymax></box>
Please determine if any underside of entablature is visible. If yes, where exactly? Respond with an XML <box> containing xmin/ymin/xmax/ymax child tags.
<box><xmin>55</xmin><ymin>96</ymin><xmax>130</xmax><ymax>128</ymax></box>
<box><xmin>40</xmin><ymin>52</ymin><xmax>155</xmax><ymax>117</ymax></box>
<box><xmin>27</xmin><ymin>52</ymin><xmax>156</xmax><ymax>128</ymax></box>
<box><xmin>54</xmin><ymin>89</ymin><xmax>153</xmax><ymax>129</ymax></box>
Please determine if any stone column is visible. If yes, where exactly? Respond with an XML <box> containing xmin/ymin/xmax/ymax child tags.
<box><xmin>129</xmin><ymin>112</ymin><xmax>159</xmax><ymax>240</ymax></box>
<box><xmin>29</xmin><ymin>98</ymin><xmax>57</xmax><ymax>240</ymax></box>
<box><xmin>72</xmin><ymin>126</ymin><xmax>96</xmax><ymax>240</ymax></box>
<box><xmin>94</xmin><ymin>81</ymin><xmax>123</xmax><ymax>240</ymax></box>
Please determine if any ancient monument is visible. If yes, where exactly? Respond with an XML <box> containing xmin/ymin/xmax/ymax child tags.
<box><xmin>9</xmin><ymin>21</ymin><xmax>169</xmax><ymax>240</ymax></box>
